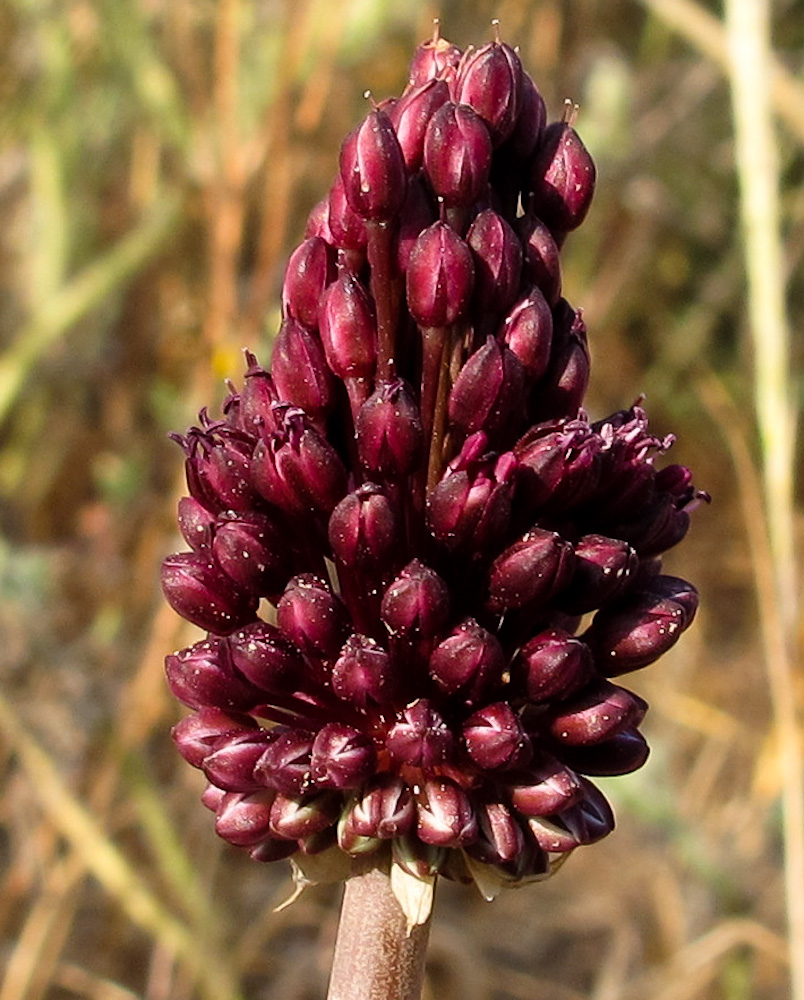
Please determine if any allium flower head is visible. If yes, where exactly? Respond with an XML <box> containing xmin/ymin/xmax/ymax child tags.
<box><xmin>162</xmin><ymin>22</ymin><xmax>708</xmax><ymax>917</ymax></box>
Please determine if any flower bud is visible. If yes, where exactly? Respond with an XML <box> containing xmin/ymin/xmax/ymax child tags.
<box><xmin>528</xmin><ymin>121</ymin><xmax>596</xmax><ymax>234</ymax></box>
<box><xmin>356</xmin><ymin>379</ymin><xmax>424</xmax><ymax>478</ymax></box>
<box><xmin>282</xmin><ymin>236</ymin><xmax>336</xmax><ymax>330</ymax></box>
<box><xmin>203</xmin><ymin>731</ymin><xmax>273</xmax><ymax>792</ymax></box>
<box><xmin>561</xmin><ymin>534</ymin><xmax>638</xmax><ymax>614</ymax></box>
<box><xmin>526</xmin><ymin>779</ymin><xmax>614</xmax><ymax>852</ymax></box>
<box><xmin>339</xmin><ymin>108</ymin><xmax>407</xmax><ymax>222</ymax></box>
<box><xmin>559</xmin><ymin>728</ymin><xmax>649</xmax><ymax>776</ymax></box>
<box><xmin>389</xmin><ymin>78</ymin><xmax>450</xmax><ymax>172</ymax></box>
<box><xmin>547</xmin><ymin>679</ymin><xmax>647</xmax><ymax>746</ymax></box>
<box><xmin>454</xmin><ymin>40</ymin><xmax>522</xmax><ymax>145</ymax></box>
<box><xmin>463</xmin><ymin>702</ymin><xmax>531</xmax><ymax>770</ymax></box>
<box><xmin>516</xmin><ymin>213</ymin><xmax>562</xmax><ymax>306</ymax></box>
<box><xmin>338</xmin><ymin>775</ymin><xmax>415</xmax><ymax>852</ymax></box>
<box><xmin>531</xmin><ymin>301</ymin><xmax>590</xmax><ymax>421</ymax></box>
<box><xmin>254</xmin><ymin>726</ymin><xmax>314</xmax><ymax>795</ymax></box>
<box><xmin>249</xmin><ymin>837</ymin><xmax>298</xmax><ymax>863</ymax></box>
<box><xmin>423</xmin><ymin>102</ymin><xmax>492</xmax><ymax>208</ymax></box>
<box><xmin>386</xmin><ymin>699</ymin><xmax>455</xmax><ymax>768</ymax></box>
<box><xmin>429</xmin><ymin>617</ymin><xmax>505</xmax><ymax>702</ymax></box>
<box><xmin>212</xmin><ymin>511</ymin><xmax>292</xmax><ymax>598</ymax></box>
<box><xmin>252</xmin><ymin>408</ymin><xmax>347</xmax><ymax>516</ymax></box>
<box><xmin>500</xmin><ymin>286</ymin><xmax>553</xmax><ymax>380</ymax></box>
<box><xmin>162</xmin><ymin>553</ymin><xmax>258</xmax><ymax>634</ymax></box>
<box><xmin>448</xmin><ymin>336</ymin><xmax>526</xmax><ymax>443</ymax></box>
<box><xmin>381</xmin><ymin>560</ymin><xmax>450</xmax><ymax>639</ymax></box>
<box><xmin>466</xmin><ymin>209</ymin><xmax>523</xmax><ymax>317</ymax></box>
<box><xmin>331</xmin><ymin>633</ymin><xmax>394</xmax><ymax>708</ymax></box>
<box><xmin>514</xmin><ymin>419</ymin><xmax>600</xmax><ymax>513</ymax></box>
<box><xmin>172</xmin><ymin>707</ymin><xmax>259</xmax><ymax>769</ymax></box>
<box><xmin>175</xmin><ymin>422</ymin><xmax>259</xmax><ymax>515</ymax></box>
<box><xmin>177</xmin><ymin>497</ymin><xmax>214</xmax><ymax>552</ymax></box>
<box><xmin>396</xmin><ymin>176</ymin><xmax>438</xmax><ymax>272</ymax></box>
<box><xmin>215</xmin><ymin>791</ymin><xmax>275</xmax><ymax>847</ymax></box>
<box><xmin>318</xmin><ymin>271</ymin><xmax>377</xmax><ymax>379</ymax></box>
<box><xmin>310</xmin><ymin>723</ymin><xmax>376</xmax><ymax>789</ymax></box>
<box><xmin>240</xmin><ymin>352</ymin><xmax>280</xmax><ymax>436</ymax></box>
<box><xmin>277</xmin><ymin>574</ymin><xmax>351</xmax><ymax>661</ymax></box>
<box><xmin>406</xmin><ymin>221</ymin><xmax>475</xmax><ymax>328</ymax></box>
<box><xmin>506</xmin><ymin>72</ymin><xmax>546</xmax><ymax>160</ymax></box>
<box><xmin>588</xmin><ymin>575</ymin><xmax>699</xmax><ymax>675</ymax></box>
<box><xmin>509</xmin><ymin>755</ymin><xmax>584</xmax><ymax>816</ymax></box>
<box><xmin>514</xmin><ymin>628</ymin><xmax>593</xmax><ymax>703</ymax></box>
<box><xmin>165</xmin><ymin>637</ymin><xmax>260</xmax><ymax>711</ymax></box>
<box><xmin>227</xmin><ymin>621</ymin><xmax>302</xmax><ymax>693</ymax></box>
<box><xmin>487</xmin><ymin>528</ymin><xmax>574</xmax><ymax>613</ymax></box>
<box><xmin>466</xmin><ymin>800</ymin><xmax>532</xmax><ymax>872</ymax></box>
<box><xmin>269</xmin><ymin>790</ymin><xmax>340</xmax><ymax>840</ymax></box>
<box><xmin>408</xmin><ymin>29</ymin><xmax>462</xmax><ymax>88</ymax></box>
<box><xmin>329</xmin><ymin>484</ymin><xmax>398</xmax><ymax>570</ymax></box>
<box><xmin>415</xmin><ymin>777</ymin><xmax>477</xmax><ymax>847</ymax></box>
<box><xmin>327</xmin><ymin>176</ymin><xmax>368</xmax><ymax>252</ymax></box>
<box><xmin>271</xmin><ymin>318</ymin><xmax>337</xmax><ymax>421</ymax></box>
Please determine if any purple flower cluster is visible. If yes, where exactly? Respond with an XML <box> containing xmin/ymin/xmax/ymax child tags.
<box><xmin>162</xmin><ymin>25</ymin><xmax>707</xmax><ymax>891</ymax></box>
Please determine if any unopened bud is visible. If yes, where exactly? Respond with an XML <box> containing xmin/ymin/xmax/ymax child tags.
<box><xmin>487</xmin><ymin>529</ymin><xmax>574</xmax><ymax>613</ymax></box>
<box><xmin>528</xmin><ymin>120</ymin><xmax>596</xmax><ymax>234</ymax></box>
<box><xmin>454</xmin><ymin>40</ymin><xmax>522</xmax><ymax>145</ymax></box>
<box><xmin>386</xmin><ymin>699</ymin><xmax>455</xmax><ymax>768</ymax></box>
<box><xmin>339</xmin><ymin>108</ymin><xmax>407</xmax><ymax>222</ymax></box>
<box><xmin>514</xmin><ymin>628</ymin><xmax>593</xmax><ymax>703</ymax></box>
<box><xmin>310</xmin><ymin>723</ymin><xmax>376</xmax><ymax>789</ymax></box>
<box><xmin>381</xmin><ymin>560</ymin><xmax>450</xmax><ymax>639</ymax></box>
<box><xmin>282</xmin><ymin>236</ymin><xmax>336</xmax><ymax>330</ymax></box>
<box><xmin>463</xmin><ymin>702</ymin><xmax>531</xmax><ymax>770</ymax></box>
<box><xmin>318</xmin><ymin>271</ymin><xmax>378</xmax><ymax>379</ymax></box>
<box><xmin>161</xmin><ymin>553</ymin><xmax>258</xmax><ymax>634</ymax></box>
<box><xmin>277</xmin><ymin>574</ymin><xmax>351</xmax><ymax>661</ymax></box>
<box><xmin>423</xmin><ymin>102</ymin><xmax>492</xmax><ymax>208</ymax></box>
<box><xmin>406</xmin><ymin>221</ymin><xmax>475</xmax><ymax>328</ymax></box>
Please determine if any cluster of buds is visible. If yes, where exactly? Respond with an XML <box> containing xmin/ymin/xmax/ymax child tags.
<box><xmin>162</xmin><ymin>23</ymin><xmax>707</xmax><ymax>906</ymax></box>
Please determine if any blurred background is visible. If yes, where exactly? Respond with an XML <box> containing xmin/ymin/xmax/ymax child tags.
<box><xmin>0</xmin><ymin>0</ymin><xmax>802</xmax><ymax>998</ymax></box>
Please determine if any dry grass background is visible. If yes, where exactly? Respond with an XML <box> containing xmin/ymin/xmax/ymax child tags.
<box><xmin>0</xmin><ymin>0</ymin><xmax>802</xmax><ymax>998</ymax></box>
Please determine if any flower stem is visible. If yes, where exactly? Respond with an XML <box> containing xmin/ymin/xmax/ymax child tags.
<box><xmin>326</xmin><ymin>865</ymin><xmax>432</xmax><ymax>1000</ymax></box>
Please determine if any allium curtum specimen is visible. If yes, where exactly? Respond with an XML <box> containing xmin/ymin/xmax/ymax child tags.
<box><xmin>162</xmin><ymin>23</ymin><xmax>707</xmax><ymax>915</ymax></box>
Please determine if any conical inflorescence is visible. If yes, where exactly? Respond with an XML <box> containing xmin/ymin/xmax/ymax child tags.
<box><xmin>162</xmin><ymin>23</ymin><xmax>707</xmax><ymax>898</ymax></box>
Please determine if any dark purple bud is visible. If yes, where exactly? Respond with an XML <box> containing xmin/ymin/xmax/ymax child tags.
<box><xmin>177</xmin><ymin>497</ymin><xmax>215</xmax><ymax>552</ymax></box>
<box><xmin>212</xmin><ymin>511</ymin><xmax>291</xmax><ymax>598</ymax></box>
<box><xmin>547</xmin><ymin>679</ymin><xmax>647</xmax><ymax>746</ymax></box>
<box><xmin>429</xmin><ymin>618</ymin><xmax>505</xmax><ymax>702</ymax></box>
<box><xmin>531</xmin><ymin>301</ymin><xmax>590</xmax><ymax>421</ymax></box>
<box><xmin>282</xmin><ymin>236</ymin><xmax>336</xmax><ymax>330</ymax></box>
<box><xmin>388</xmin><ymin>78</ymin><xmax>450</xmax><ymax>171</ymax></box>
<box><xmin>252</xmin><ymin>409</ymin><xmax>347</xmax><ymax>516</ymax></box>
<box><xmin>415</xmin><ymin>777</ymin><xmax>477</xmax><ymax>847</ymax></box>
<box><xmin>240</xmin><ymin>352</ymin><xmax>280</xmax><ymax>437</ymax></box>
<box><xmin>515</xmin><ymin>213</ymin><xmax>562</xmax><ymax>306</ymax></box>
<box><xmin>249</xmin><ymin>836</ymin><xmax>298</xmax><ymax>863</ymax></box>
<box><xmin>454</xmin><ymin>40</ymin><xmax>522</xmax><ymax>144</ymax></box>
<box><xmin>559</xmin><ymin>728</ymin><xmax>650</xmax><ymax>776</ymax></box>
<box><xmin>514</xmin><ymin>419</ymin><xmax>600</xmax><ymax>512</ymax></box>
<box><xmin>269</xmin><ymin>790</ymin><xmax>340</xmax><ymax>840</ymax></box>
<box><xmin>408</xmin><ymin>29</ymin><xmax>462</xmax><ymax>88</ymax></box>
<box><xmin>561</xmin><ymin>534</ymin><xmax>638</xmax><ymax>614</ymax></box>
<box><xmin>448</xmin><ymin>337</ymin><xmax>525</xmax><ymax>443</ymax></box>
<box><xmin>406</xmin><ymin>221</ymin><xmax>474</xmax><ymax>328</ymax></box>
<box><xmin>506</xmin><ymin>72</ymin><xmax>546</xmax><ymax>159</ymax></box>
<box><xmin>466</xmin><ymin>209</ymin><xmax>523</xmax><ymax>317</ymax></box>
<box><xmin>227</xmin><ymin>621</ymin><xmax>303</xmax><ymax>693</ymax></box>
<box><xmin>329</xmin><ymin>484</ymin><xmax>398</xmax><ymax>569</ymax></box>
<box><xmin>305</xmin><ymin>195</ymin><xmax>334</xmax><ymax>243</ymax></box>
<box><xmin>487</xmin><ymin>528</ymin><xmax>574</xmax><ymax>613</ymax></box>
<box><xmin>339</xmin><ymin>108</ymin><xmax>407</xmax><ymax>222</ymax></box>
<box><xmin>381</xmin><ymin>560</ymin><xmax>450</xmax><ymax>639</ymax></box>
<box><xmin>310</xmin><ymin>723</ymin><xmax>376</xmax><ymax>789</ymax></box>
<box><xmin>161</xmin><ymin>553</ymin><xmax>258</xmax><ymax>634</ymax></box>
<box><xmin>463</xmin><ymin>702</ymin><xmax>531</xmax><ymax>770</ymax></box>
<box><xmin>356</xmin><ymin>379</ymin><xmax>424</xmax><ymax>479</ymax></box>
<box><xmin>386</xmin><ymin>699</ymin><xmax>455</xmax><ymax>768</ymax></box>
<box><xmin>215</xmin><ymin>790</ymin><xmax>275</xmax><ymax>847</ymax></box>
<box><xmin>509</xmin><ymin>755</ymin><xmax>584</xmax><ymax>816</ymax></box>
<box><xmin>500</xmin><ymin>286</ymin><xmax>553</xmax><ymax>380</ymax></box>
<box><xmin>423</xmin><ymin>103</ymin><xmax>492</xmax><ymax>208</ymax></box>
<box><xmin>339</xmin><ymin>775</ymin><xmax>415</xmax><ymax>853</ymax></box>
<box><xmin>331</xmin><ymin>633</ymin><xmax>394</xmax><ymax>708</ymax></box>
<box><xmin>271</xmin><ymin>318</ymin><xmax>337</xmax><ymax>422</ymax></box>
<box><xmin>201</xmin><ymin>784</ymin><xmax>226</xmax><ymax>812</ymax></box>
<box><xmin>396</xmin><ymin>177</ymin><xmax>438</xmax><ymax>272</ymax></box>
<box><xmin>528</xmin><ymin>121</ymin><xmax>596</xmax><ymax>234</ymax></box>
<box><xmin>254</xmin><ymin>726</ymin><xmax>314</xmax><ymax>795</ymax></box>
<box><xmin>176</xmin><ymin>423</ymin><xmax>260</xmax><ymax>515</ymax></box>
<box><xmin>466</xmin><ymin>800</ymin><xmax>528</xmax><ymax>870</ymax></box>
<box><xmin>318</xmin><ymin>271</ymin><xmax>377</xmax><ymax>379</ymax></box>
<box><xmin>165</xmin><ymin>636</ymin><xmax>260</xmax><ymax>711</ymax></box>
<box><xmin>588</xmin><ymin>575</ymin><xmax>698</xmax><ymax>675</ymax></box>
<box><xmin>526</xmin><ymin>779</ymin><xmax>614</xmax><ymax>852</ymax></box>
<box><xmin>277</xmin><ymin>574</ymin><xmax>351</xmax><ymax>661</ymax></box>
<box><xmin>514</xmin><ymin>628</ymin><xmax>593</xmax><ymax>703</ymax></box>
<box><xmin>172</xmin><ymin>707</ymin><xmax>259</xmax><ymax>768</ymax></box>
<box><xmin>327</xmin><ymin>175</ymin><xmax>368</xmax><ymax>252</ymax></box>
<box><xmin>203</xmin><ymin>730</ymin><xmax>274</xmax><ymax>792</ymax></box>
<box><xmin>427</xmin><ymin>436</ymin><xmax>516</xmax><ymax>553</ymax></box>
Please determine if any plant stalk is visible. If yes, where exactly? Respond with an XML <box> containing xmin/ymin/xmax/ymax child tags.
<box><xmin>326</xmin><ymin>866</ymin><xmax>432</xmax><ymax>1000</ymax></box>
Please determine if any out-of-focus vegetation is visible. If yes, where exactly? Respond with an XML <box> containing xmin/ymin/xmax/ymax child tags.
<box><xmin>0</xmin><ymin>1</ymin><xmax>801</xmax><ymax>998</ymax></box>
